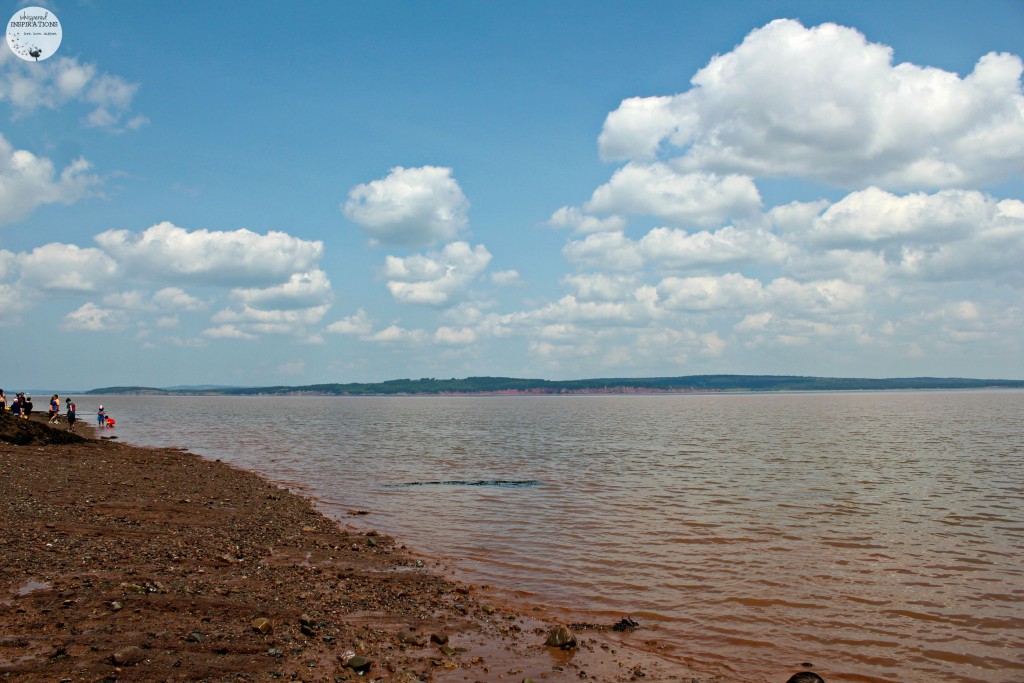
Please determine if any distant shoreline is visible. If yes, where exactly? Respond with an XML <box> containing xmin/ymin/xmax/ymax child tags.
<box><xmin>82</xmin><ymin>373</ymin><xmax>1024</xmax><ymax>397</ymax></box>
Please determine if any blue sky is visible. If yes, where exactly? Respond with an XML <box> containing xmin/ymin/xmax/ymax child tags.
<box><xmin>1</xmin><ymin>0</ymin><xmax>1023</xmax><ymax>390</ymax></box>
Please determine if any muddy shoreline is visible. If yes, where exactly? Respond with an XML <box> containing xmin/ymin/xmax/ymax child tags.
<box><xmin>0</xmin><ymin>411</ymin><xmax>737</xmax><ymax>682</ymax></box>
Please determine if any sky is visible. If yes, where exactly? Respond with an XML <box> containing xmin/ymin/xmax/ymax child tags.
<box><xmin>1</xmin><ymin>0</ymin><xmax>1023</xmax><ymax>391</ymax></box>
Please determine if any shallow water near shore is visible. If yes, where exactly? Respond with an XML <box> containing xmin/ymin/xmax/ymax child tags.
<box><xmin>92</xmin><ymin>390</ymin><xmax>1024</xmax><ymax>682</ymax></box>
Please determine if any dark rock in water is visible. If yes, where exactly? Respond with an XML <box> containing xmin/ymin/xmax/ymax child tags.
<box><xmin>612</xmin><ymin>616</ymin><xmax>639</xmax><ymax>631</ymax></box>
<box><xmin>785</xmin><ymin>673</ymin><xmax>826</xmax><ymax>683</ymax></box>
<box><xmin>544</xmin><ymin>625</ymin><xmax>577</xmax><ymax>649</ymax></box>
<box><xmin>382</xmin><ymin>479</ymin><xmax>541</xmax><ymax>488</ymax></box>
<box><xmin>430</xmin><ymin>631</ymin><xmax>449</xmax><ymax>645</ymax></box>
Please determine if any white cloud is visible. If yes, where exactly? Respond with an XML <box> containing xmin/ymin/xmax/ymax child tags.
<box><xmin>563</xmin><ymin>273</ymin><xmax>639</xmax><ymax>301</ymax></box>
<box><xmin>60</xmin><ymin>302</ymin><xmax>129</xmax><ymax>332</ymax></box>
<box><xmin>152</xmin><ymin>287</ymin><xmax>206</xmax><ymax>311</ymax></box>
<box><xmin>766</xmin><ymin>278</ymin><xmax>865</xmax><ymax>315</ymax></box>
<box><xmin>434</xmin><ymin>326</ymin><xmax>477</xmax><ymax>345</ymax></box>
<box><xmin>806</xmin><ymin>187</ymin><xmax>990</xmax><ymax>247</ymax></box>
<box><xmin>0</xmin><ymin>135</ymin><xmax>100</xmax><ymax>225</ymax></box>
<box><xmin>657</xmin><ymin>273</ymin><xmax>766</xmax><ymax>311</ymax></box>
<box><xmin>0</xmin><ymin>248</ymin><xmax>16</xmax><ymax>279</ymax></box>
<box><xmin>784</xmin><ymin>190</ymin><xmax>1024</xmax><ymax>285</ymax></box>
<box><xmin>343</xmin><ymin>166</ymin><xmax>469</xmax><ymax>247</ymax></box>
<box><xmin>0</xmin><ymin>55</ymin><xmax>144</xmax><ymax>130</ymax></box>
<box><xmin>0</xmin><ymin>283</ymin><xmax>33</xmax><ymax>322</ymax></box>
<box><xmin>584</xmin><ymin>163</ymin><xmax>761</xmax><ymax>228</ymax></box>
<box><xmin>19</xmin><ymin>243</ymin><xmax>117</xmax><ymax>292</ymax></box>
<box><xmin>490</xmin><ymin>269</ymin><xmax>521</xmax><ymax>285</ymax></box>
<box><xmin>95</xmin><ymin>222</ymin><xmax>323</xmax><ymax>287</ymax></box>
<box><xmin>598</xmin><ymin>19</ymin><xmax>1024</xmax><ymax>189</ymax></box>
<box><xmin>202</xmin><ymin>325</ymin><xmax>257</xmax><ymax>340</ymax></box>
<box><xmin>102</xmin><ymin>290</ymin><xmax>151</xmax><ymax>310</ymax></box>
<box><xmin>640</xmin><ymin>226</ymin><xmax>790</xmax><ymax>269</ymax></box>
<box><xmin>231</xmin><ymin>270</ymin><xmax>333</xmax><ymax>310</ymax></box>
<box><xmin>562</xmin><ymin>231</ymin><xmax>644</xmax><ymax>271</ymax></box>
<box><xmin>326</xmin><ymin>309</ymin><xmax>373</xmax><ymax>336</ymax></box>
<box><xmin>369</xmin><ymin>324</ymin><xmax>427</xmax><ymax>343</ymax></box>
<box><xmin>211</xmin><ymin>303</ymin><xmax>331</xmax><ymax>333</ymax></box>
<box><xmin>548</xmin><ymin>206</ymin><xmax>627</xmax><ymax>234</ymax></box>
<box><xmin>383</xmin><ymin>241</ymin><xmax>491</xmax><ymax>306</ymax></box>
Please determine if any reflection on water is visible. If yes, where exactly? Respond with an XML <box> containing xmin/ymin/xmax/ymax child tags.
<box><xmin>96</xmin><ymin>391</ymin><xmax>1024</xmax><ymax>683</ymax></box>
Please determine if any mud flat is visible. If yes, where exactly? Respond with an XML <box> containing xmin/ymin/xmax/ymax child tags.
<box><xmin>0</xmin><ymin>411</ymin><xmax>731</xmax><ymax>682</ymax></box>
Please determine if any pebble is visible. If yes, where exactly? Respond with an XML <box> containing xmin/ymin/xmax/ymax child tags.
<box><xmin>251</xmin><ymin>617</ymin><xmax>273</xmax><ymax>634</ymax></box>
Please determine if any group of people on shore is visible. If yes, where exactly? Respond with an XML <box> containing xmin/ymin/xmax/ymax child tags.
<box><xmin>0</xmin><ymin>389</ymin><xmax>114</xmax><ymax>432</ymax></box>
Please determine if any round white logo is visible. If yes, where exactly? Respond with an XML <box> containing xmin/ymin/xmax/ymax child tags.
<box><xmin>6</xmin><ymin>6</ymin><xmax>62</xmax><ymax>62</ymax></box>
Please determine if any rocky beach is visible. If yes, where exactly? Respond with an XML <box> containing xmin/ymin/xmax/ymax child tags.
<box><xmin>0</xmin><ymin>411</ymin><xmax>729</xmax><ymax>683</ymax></box>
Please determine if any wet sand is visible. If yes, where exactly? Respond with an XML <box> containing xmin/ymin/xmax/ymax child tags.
<box><xmin>0</xmin><ymin>411</ymin><xmax>731</xmax><ymax>682</ymax></box>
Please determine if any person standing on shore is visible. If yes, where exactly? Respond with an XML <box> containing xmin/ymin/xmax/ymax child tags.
<box><xmin>66</xmin><ymin>400</ymin><xmax>76</xmax><ymax>432</ymax></box>
<box><xmin>0</xmin><ymin>389</ymin><xmax>6</xmax><ymax>411</ymax></box>
<box><xmin>48</xmin><ymin>395</ymin><xmax>60</xmax><ymax>423</ymax></box>
<box><xmin>97</xmin><ymin>404</ymin><xmax>105</xmax><ymax>428</ymax></box>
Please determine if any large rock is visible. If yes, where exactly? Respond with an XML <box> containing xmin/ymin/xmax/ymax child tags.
<box><xmin>110</xmin><ymin>646</ymin><xmax>145</xmax><ymax>666</ymax></box>
<box><xmin>544</xmin><ymin>625</ymin><xmax>577</xmax><ymax>649</ymax></box>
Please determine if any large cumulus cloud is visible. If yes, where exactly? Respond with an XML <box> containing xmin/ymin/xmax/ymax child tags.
<box><xmin>343</xmin><ymin>166</ymin><xmax>469</xmax><ymax>247</ymax></box>
<box><xmin>95</xmin><ymin>222</ymin><xmax>323</xmax><ymax>287</ymax></box>
<box><xmin>598</xmin><ymin>19</ymin><xmax>1024</xmax><ymax>190</ymax></box>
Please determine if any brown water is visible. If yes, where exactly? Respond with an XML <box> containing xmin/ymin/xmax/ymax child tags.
<box><xmin>101</xmin><ymin>390</ymin><xmax>1024</xmax><ymax>682</ymax></box>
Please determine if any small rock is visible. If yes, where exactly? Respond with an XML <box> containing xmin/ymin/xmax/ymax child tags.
<box><xmin>186</xmin><ymin>631</ymin><xmax>204</xmax><ymax>643</ymax></box>
<box><xmin>396</xmin><ymin>626</ymin><xmax>426</xmax><ymax>646</ymax></box>
<box><xmin>438</xmin><ymin>645</ymin><xmax>457</xmax><ymax>656</ymax></box>
<box><xmin>111</xmin><ymin>646</ymin><xmax>145</xmax><ymax>666</ymax></box>
<box><xmin>430</xmin><ymin>631</ymin><xmax>449</xmax><ymax>645</ymax></box>
<box><xmin>251</xmin><ymin>617</ymin><xmax>273</xmax><ymax>634</ymax></box>
<box><xmin>481</xmin><ymin>604</ymin><xmax>496</xmax><ymax>614</ymax></box>
<box><xmin>267</xmin><ymin>647</ymin><xmax>284</xmax><ymax>658</ymax></box>
<box><xmin>110</xmin><ymin>601</ymin><xmax>124</xmax><ymax>612</ymax></box>
<box><xmin>544</xmin><ymin>625</ymin><xmax>578</xmax><ymax>650</ymax></box>
<box><xmin>300</xmin><ymin>623</ymin><xmax>316</xmax><ymax>637</ymax></box>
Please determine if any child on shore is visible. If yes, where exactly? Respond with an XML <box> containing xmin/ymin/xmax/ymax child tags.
<box><xmin>97</xmin><ymin>405</ymin><xmax>105</xmax><ymax>428</ymax></box>
<box><xmin>66</xmin><ymin>400</ymin><xmax>76</xmax><ymax>432</ymax></box>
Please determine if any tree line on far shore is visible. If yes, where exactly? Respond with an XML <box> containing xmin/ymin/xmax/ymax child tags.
<box><xmin>84</xmin><ymin>374</ymin><xmax>1024</xmax><ymax>396</ymax></box>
